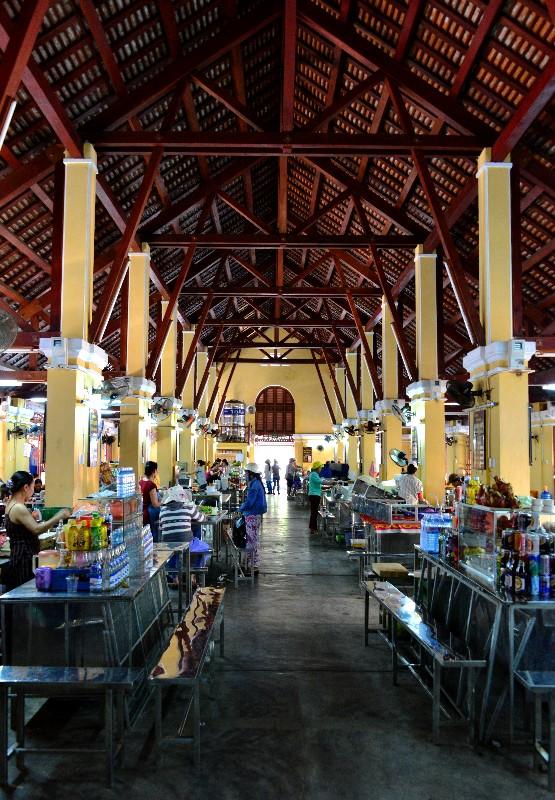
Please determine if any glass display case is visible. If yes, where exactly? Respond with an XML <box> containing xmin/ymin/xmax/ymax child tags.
<box><xmin>458</xmin><ymin>503</ymin><xmax>517</xmax><ymax>587</ymax></box>
<box><xmin>78</xmin><ymin>494</ymin><xmax>144</xmax><ymax>577</ymax></box>
<box><xmin>364</xmin><ymin>498</ymin><xmax>420</xmax><ymax>525</ymax></box>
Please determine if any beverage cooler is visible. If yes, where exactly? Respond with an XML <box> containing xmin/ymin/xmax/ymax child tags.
<box><xmin>457</xmin><ymin>503</ymin><xmax>516</xmax><ymax>588</ymax></box>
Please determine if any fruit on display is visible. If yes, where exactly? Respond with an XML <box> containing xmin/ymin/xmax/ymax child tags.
<box><xmin>475</xmin><ymin>476</ymin><xmax>519</xmax><ymax>509</ymax></box>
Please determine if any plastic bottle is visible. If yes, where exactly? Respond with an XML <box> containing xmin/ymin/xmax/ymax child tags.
<box><xmin>541</xmin><ymin>486</ymin><xmax>553</xmax><ymax>500</ymax></box>
<box><xmin>90</xmin><ymin>561</ymin><xmax>102</xmax><ymax>592</ymax></box>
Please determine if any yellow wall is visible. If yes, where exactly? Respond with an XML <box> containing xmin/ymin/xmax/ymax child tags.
<box><xmin>224</xmin><ymin>351</ymin><xmax>335</xmax><ymax>434</ymax></box>
<box><xmin>530</xmin><ymin>416</ymin><xmax>554</xmax><ymax>496</ymax></box>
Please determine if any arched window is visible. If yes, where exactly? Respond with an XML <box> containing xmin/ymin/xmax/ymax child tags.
<box><xmin>255</xmin><ymin>386</ymin><xmax>295</xmax><ymax>435</ymax></box>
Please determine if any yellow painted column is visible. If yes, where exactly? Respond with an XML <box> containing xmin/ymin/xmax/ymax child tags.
<box><xmin>378</xmin><ymin>298</ymin><xmax>402</xmax><ymax>480</ymax></box>
<box><xmin>41</xmin><ymin>146</ymin><xmax>107</xmax><ymax>506</ymax></box>
<box><xmin>41</xmin><ymin>341</ymin><xmax>107</xmax><ymax>507</ymax></box>
<box><xmin>477</xmin><ymin>148</ymin><xmax>513</xmax><ymax>344</ymax></box>
<box><xmin>360</xmin><ymin>333</ymin><xmax>376</xmax><ymax>475</ymax></box>
<box><xmin>335</xmin><ymin>366</ymin><xmax>345</xmax><ymax>463</ymax></box>
<box><xmin>205</xmin><ymin>366</ymin><xmax>218</xmax><ymax>464</ymax></box>
<box><xmin>414</xmin><ymin>247</ymin><xmax>438</xmax><ymax>379</ymax></box>
<box><xmin>530</xmin><ymin>405</ymin><xmax>555</xmax><ymax>496</ymax></box>
<box><xmin>119</xmin><ymin>246</ymin><xmax>155</xmax><ymax>481</ymax></box>
<box><xmin>156</xmin><ymin>300</ymin><xmax>180</xmax><ymax>487</ymax></box>
<box><xmin>346</xmin><ymin>352</ymin><xmax>359</xmax><ymax>477</ymax></box>
<box><xmin>462</xmin><ymin>149</ymin><xmax>535</xmax><ymax>495</ymax></box>
<box><xmin>381</xmin><ymin>298</ymin><xmax>398</xmax><ymax>399</ymax></box>
<box><xmin>179</xmin><ymin>329</ymin><xmax>196</xmax><ymax>472</ymax></box>
<box><xmin>60</xmin><ymin>144</ymin><xmax>97</xmax><ymax>340</ymax></box>
<box><xmin>407</xmin><ymin>247</ymin><xmax>446</xmax><ymax>502</ymax></box>
<box><xmin>195</xmin><ymin>350</ymin><xmax>209</xmax><ymax>462</ymax></box>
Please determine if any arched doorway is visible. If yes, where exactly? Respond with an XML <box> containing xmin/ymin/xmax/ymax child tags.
<box><xmin>254</xmin><ymin>387</ymin><xmax>296</xmax><ymax>478</ymax></box>
<box><xmin>255</xmin><ymin>386</ymin><xmax>295</xmax><ymax>435</ymax></box>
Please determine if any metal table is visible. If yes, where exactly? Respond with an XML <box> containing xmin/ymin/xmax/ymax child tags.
<box><xmin>154</xmin><ymin>541</ymin><xmax>190</xmax><ymax>619</ymax></box>
<box><xmin>416</xmin><ymin>548</ymin><xmax>555</xmax><ymax>744</ymax></box>
<box><xmin>0</xmin><ymin>552</ymin><xmax>173</xmax><ymax>674</ymax></box>
<box><xmin>200</xmin><ymin>511</ymin><xmax>228</xmax><ymax>558</ymax></box>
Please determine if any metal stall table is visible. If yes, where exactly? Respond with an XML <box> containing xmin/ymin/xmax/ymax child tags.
<box><xmin>0</xmin><ymin>551</ymin><xmax>174</xmax><ymax>721</ymax></box>
<box><xmin>416</xmin><ymin>548</ymin><xmax>555</xmax><ymax>744</ymax></box>
<box><xmin>153</xmin><ymin>541</ymin><xmax>190</xmax><ymax>617</ymax></box>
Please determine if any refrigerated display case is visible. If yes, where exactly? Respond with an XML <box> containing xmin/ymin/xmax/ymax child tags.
<box><xmin>458</xmin><ymin>503</ymin><xmax>516</xmax><ymax>588</ymax></box>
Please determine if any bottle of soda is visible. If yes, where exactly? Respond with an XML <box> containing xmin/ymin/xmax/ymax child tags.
<box><xmin>527</xmin><ymin>554</ymin><xmax>540</xmax><ymax>597</ymax></box>
<box><xmin>504</xmin><ymin>550</ymin><xmax>515</xmax><ymax>594</ymax></box>
<box><xmin>540</xmin><ymin>555</ymin><xmax>551</xmax><ymax>599</ymax></box>
<box><xmin>514</xmin><ymin>555</ymin><xmax>527</xmax><ymax>598</ymax></box>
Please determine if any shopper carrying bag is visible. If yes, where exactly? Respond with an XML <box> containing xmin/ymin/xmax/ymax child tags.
<box><xmin>308</xmin><ymin>462</ymin><xmax>323</xmax><ymax>535</ymax></box>
<box><xmin>239</xmin><ymin>463</ymin><xmax>267</xmax><ymax>574</ymax></box>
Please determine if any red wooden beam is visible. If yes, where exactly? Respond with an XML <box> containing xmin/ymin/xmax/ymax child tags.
<box><xmin>180</xmin><ymin>286</ymin><xmax>381</xmax><ymax>297</ymax></box>
<box><xmin>215</xmin><ymin>354</ymin><xmax>240</xmax><ymax>422</ymax></box>
<box><xmin>206</xmin><ymin>348</ymin><xmax>233</xmax><ymax>418</ymax></box>
<box><xmin>175</xmin><ymin>294</ymin><xmax>214</xmax><ymax>397</ymax></box>
<box><xmin>346</xmin><ymin>293</ymin><xmax>382</xmax><ymax>400</ymax></box>
<box><xmin>394</xmin><ymin>0</ymin><xmax>424</xmax><ymax>59</ymax></box>
<box><xmin>298</xmin><ymin>0</ymin><xmax>492</xmax><ymax>137</ymax></box>
<box><xmin>0</xmin><ymin>0</ymin><xmax>51</xmax><ymax>133</ymax></box>
<box><xmin>89</xmin><ymin>148</ymin><xmax>164</xmax><ymax>343</ymax></box>
<box><xmin>304</xmin><ymin>156</ymin><xmax>425</xmax><ymax>236</ymax></box>
<box><xmin>493</xmin><ymin>57</ymin><xmax>555</xmax><ymax>159</ymax></box>
<box><xmin>141</xmin><ymin>157</ymin><xmax>262</xmax><ymax>236</ymax></box>
<box><xmin>311</xmin><ymin>350</ymin><xmax>336</xmax><ymax>424</ymax></box>
<box><xmin>322</xmin><ymin>349</ymin><xmax>348</xmax><ymax>419</ymax></box>
<box><xmin>450</xmin><ymin>0</ymin><xmax>504</xmax><ymax>97</ymax></box>
<box><xmin>86</xmin><ymin>3</ymin><xmax>281</xmax><ymax>133</ymax></box>
<box><xmin>91</xmin><ymin>131</ymin><xmax>486</xmax><ymax>155</ymax></box>
<box><xmin>191</xmin><ymin>71</ymin><xmax>263</xmax><ymax>131</ymax></box>
<box><xmin>386</xmin><ymin>81</ymin><xmax>485</xmax><ymax>347</ymax></box>
<box><xmin>194</xmin><ymin>327</ymin><xmax>223</xmax><ymax>408</ymax></box>
<box><xmin>148</xmin><ymin>233</ymin><xmax>419</xmax><ymax>248</ymax></box>
<box><xmin>146</xmin><ymin>243</ymin><xmax>198</xmax><ymax>379</ymax></box>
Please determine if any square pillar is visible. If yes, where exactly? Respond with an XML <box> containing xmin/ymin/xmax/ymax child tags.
<box><xmin>179</xmin><ymin>329</ymin><xmax>196</xmax><ymax>472</ymax></box>
<box><xmin>477</xmin><ymin>149</ymin><xmax>513</xmax><ymax>344</ymax></box>
<box><xmin>41</xmin><ymin>339</ymin><xmax>108</xmax><ymax>506</ymax></box>
<box><xmin>157</xmin><ymin>301</ymin><xmax>180</xmax><ymax>487</ymax></box>
<box><xmin>361</xmin><ymin>333</ymin><xmax>376</xmax><ymax>475</ymax></box>
<box><xmin>346</xmin><ymin>352</ymin><xmax>359</xmax><ymax>476</ymax></box>
<box><xmin>381</xmin><ymin>298</ymin><xmax>398</xmax><ymax>399</ymax></box>
<box><xmin>60</xmin><ymin>144</ymin><xmax>97</xmax><ymax>340</ymax></box>
<box><xmin>464</xmin><ymin>341</ymin><xmax>536</xmax><ymax>495</ymax></box>
<box><xmin>119</xmin><ymin>246</ymin><xmax>156</xmax><ymax>479</ymax></box>
<box><xmin>335</xmin><ymin>366</ymin><xmax>345</xmax><ymax>462</ymax></box>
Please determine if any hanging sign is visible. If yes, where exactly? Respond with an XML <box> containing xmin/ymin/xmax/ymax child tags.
<box><xmin>303</xmin><ymin>446</ymin><xmax>312</xmax><ymax>463</ymax></box>
<box><xmin>255</xmin><ymin>435</ymin><xmax>294</xmax><ymax>443</ymax></box>
<box><xmin>88</xmin><ymin>408</ymin><xmax>100</xmax><ymax>468</ymax></box>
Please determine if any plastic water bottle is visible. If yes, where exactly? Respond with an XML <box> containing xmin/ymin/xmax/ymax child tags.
<box><xmin>541</xmin><ymin>486</ymin><xmax>553</xmax><ymax>500</ymax></box>
<box><xmin>90</xmin><ymin>561</ymin><xmax>102</xmax><ymax>593</ymax></box>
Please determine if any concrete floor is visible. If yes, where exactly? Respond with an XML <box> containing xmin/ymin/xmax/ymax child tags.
<box><xmin>2</xmin><ymin>492</ymin><xmax>551</xmax><ymax>799</ymax></box>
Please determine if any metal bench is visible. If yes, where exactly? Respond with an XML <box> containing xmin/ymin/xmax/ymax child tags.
<box><xmin>0</xmin><ymin>665</ymin><xmax>144</xmax><ymax>787</ymax></box>
<box><xmin>514</xmin><ymin>670</ymin><xmax>555</xmax><ymax>790</ymax></box>
<box><xmin>149</xmin><ymin>586</ymin><xmax>225</xmax><ymax>767</ymax></box>
<box><xmin>366</xmin><ymin>581</ymin><xmax>486</xmax><ymax>744</ymax></box>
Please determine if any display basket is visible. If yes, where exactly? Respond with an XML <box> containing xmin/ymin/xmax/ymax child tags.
<box><xmin>40</xmin><ymin>506</ymin><xmax>65</xmax><ymax>521</ymax></box>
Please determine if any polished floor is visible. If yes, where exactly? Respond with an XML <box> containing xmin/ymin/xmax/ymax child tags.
<box><xmin>2</xmin><ymin>492</ymin><xmax>550</xmax><ymax>799</ymax></box>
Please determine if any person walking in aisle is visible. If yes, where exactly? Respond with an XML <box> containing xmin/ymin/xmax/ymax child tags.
<box><xmin>140</xmin><ymin>461</ymin><xmax>161</xmax><ymax>541</ymax></box>
<box><xmin>263</xmin><ymin>459</ymin><xmax>273</xmax><ymax>494</ymax></box>
<box><xmin>308</xmin><ymin>462</ymin><xmax>323</xmax><ymax>535</ymax></box>
<box><xmin>272</xmin><ymin>459</ymin><xmax>280</xmax><ymax>494</ymax></box>
<box><xmin>239</xmin><ymin>463</ymin><xmax>267</xmax><ymax>574</ymax></box>
<box><xmin>285</xmin><ymin>458</ymin><xmax>296</xmax><ymax>497</ymax></box>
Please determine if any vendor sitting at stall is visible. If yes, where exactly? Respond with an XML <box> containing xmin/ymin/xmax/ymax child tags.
<box><xmin>397</xmin><ymin>463</ymin><xmax>425</xmax><ymax>505</ymax></box>
<box><xmin>1</xmin><ymin>471</ymin><xmax>70</xmax><ymax>591</ymax></box>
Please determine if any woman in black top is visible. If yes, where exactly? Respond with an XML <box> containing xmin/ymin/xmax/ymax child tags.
<box><xmin>1</xmin><ymin>471</ymin><xmax>70</xmax><ymax>590</ymax></box>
